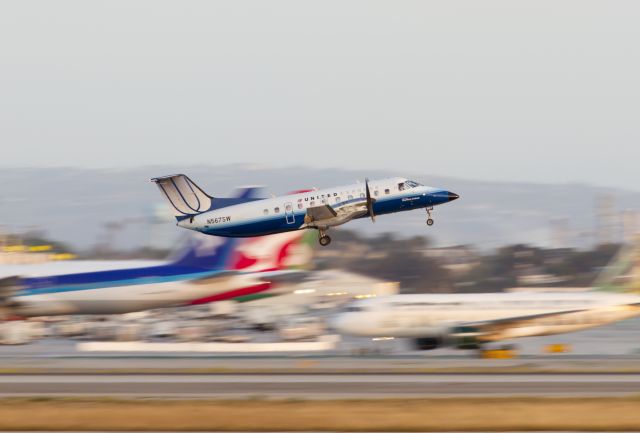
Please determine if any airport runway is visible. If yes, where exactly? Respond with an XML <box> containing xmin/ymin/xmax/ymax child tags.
<box><xmin>1</xmin><ymin>373</ymin><xmax>640</xmax><ymax>397</ymax></box>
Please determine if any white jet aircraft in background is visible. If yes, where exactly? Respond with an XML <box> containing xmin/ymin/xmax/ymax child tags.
<box><xmin>332</xmin><ymin>243</ymin><xmax>640</xmax><ymax>351</ymax></box>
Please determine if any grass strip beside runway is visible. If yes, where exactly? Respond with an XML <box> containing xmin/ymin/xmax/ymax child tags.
<box><xmin>1</xmin><ymin>397</ymin><xmax>640</xmax><ymax>431</ymax></box>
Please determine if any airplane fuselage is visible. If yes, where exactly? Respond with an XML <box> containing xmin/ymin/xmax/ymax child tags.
<box><xmin>332</xmin><ymin>292</ymin><xmax>640</xmax><ymax>341</ymax></box>
<box><xmin>5</xmin><ymin>263</ymin><xmax>249</xmax><ymax>317</ymax></box>
<box><xmin>182</xmin><ymin>178</ymin><xmax>456</xmax><ymax>237</ymax></box>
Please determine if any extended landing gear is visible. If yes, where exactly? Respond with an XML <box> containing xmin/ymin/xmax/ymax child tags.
<box><xmin>318</xmin><ymin>229</ymin><xmax>332</xmax><ymax>246</ymax></box>
<box><xmin>426</xmin><ymin>207</ymin><xmax>434</xmax><ymax>226</ymax></box>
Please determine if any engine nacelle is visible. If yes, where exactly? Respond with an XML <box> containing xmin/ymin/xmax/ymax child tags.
<box><xmin>446</xmin><ymin>325</ymin><xmax>482</xmax><ymax>350</ymax></box>
<box><xmin>413</xmin><ymin>326</ymin><xmax>483</xmax><ymax>351</ymax></box>
<box><xmin>413</xmin><ymin>336</ymin><xmax>443</xmax><ymax>350</ymax></box>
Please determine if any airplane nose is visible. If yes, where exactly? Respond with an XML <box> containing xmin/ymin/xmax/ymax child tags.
<box><xmin>448</xmin><ymin>192</ymin><xmax>460</xmax><ymax>201</ymax></box>
<box><xmin>328</xmin><ymin>315</ymin><xmax>344</xmax><ymax>332</ymax></box>
<box><xmin>329</xmin><ymin>314</ymin><xmax>357</xmax><ymax>335</ymax></box>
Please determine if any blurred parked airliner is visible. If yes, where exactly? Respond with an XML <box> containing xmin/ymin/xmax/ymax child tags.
<box><xmin>0</xmin><ymin>229</ymin><xmax>310</xmax><ymax>318</ymax></box>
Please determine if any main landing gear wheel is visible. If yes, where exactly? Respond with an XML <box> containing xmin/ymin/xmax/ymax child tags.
<box><xmin>319</xmin><ymin>235</ymin><xmax>332</xmax><ymax>246</ymax></box>
<box><xmin>426</xmin><ymin>218</ymin><xmax>434</xmax><ymax>226</ymax></box>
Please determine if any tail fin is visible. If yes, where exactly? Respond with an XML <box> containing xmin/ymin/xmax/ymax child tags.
<box><xmin>230</xmin><ymin>230</ymin><xmax>316</xmax><ymax>273</ymax></box>
<box><xmin>593</xmin><ymin>237</ymin><xmax>640</xmax><ymax>293</ymax></box>
<box><xmin>151</xmin><ymin>174</ymin><xmax>213</xmax><ymax>218</ymax></box>
<box><xmin>168</xmin><ymin>233</ymin><xmax>237</xmax><ymax>270</ymax></box>
<box><xmin>229</xmin><ymin>188</ymin><xmax>316</xmax><ymax>273</ymax></box>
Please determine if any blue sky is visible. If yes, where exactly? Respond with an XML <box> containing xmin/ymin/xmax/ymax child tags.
<box><xmin>1</xmin><ymin>1</ymin><xmax>639</xmax><ymax>189</ymax></box>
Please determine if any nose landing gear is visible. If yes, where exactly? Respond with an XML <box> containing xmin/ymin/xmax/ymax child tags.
<box><xmin>426</xmin><ymin>207</ymin><xmax>434</xmax><ymax>226</ymax></box>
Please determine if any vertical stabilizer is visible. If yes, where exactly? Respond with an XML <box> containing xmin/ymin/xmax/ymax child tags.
<box><xmin>593</xmin><ymin>235</ymin><xmax>640</xmax><ymax>293</ymax></box>
<box><xmin>230</xmin><ymin>230</ymin><xmax>315</xmax><ymax>273</ymax></box>
<box><xmin>151</xmin><ymin>174</ymin><xmax>213</xmax><ymax>218</ymax></box>
<box><xmin>169</xmin><ymin>233</ymin><xmax>237</xmax><ymax>270</ymax></box>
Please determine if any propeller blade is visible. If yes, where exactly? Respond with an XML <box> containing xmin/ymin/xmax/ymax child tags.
<box><xmin>365</xmin><ymin>178</ymin><xmax>375</xmax><ymax>222</ymax></box>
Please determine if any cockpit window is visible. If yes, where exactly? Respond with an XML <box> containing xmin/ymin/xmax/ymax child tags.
<box><xmin>405</xmin><ymin>180</ymin><xmax>421</xmax><ymax>188</ymax></box>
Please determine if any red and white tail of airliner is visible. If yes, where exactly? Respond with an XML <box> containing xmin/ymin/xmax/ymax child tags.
<box><xmin>188</xmin><ymin>190</ymin><xmax>316</xmax><ymax>305</ymax></box>
<box><xmin>188</xmin><ymin>230</ymin><xmax>313</xmax><ymax>305</ymax></box>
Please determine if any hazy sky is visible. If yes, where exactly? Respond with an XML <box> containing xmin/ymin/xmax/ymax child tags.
<box><xmin>1</xmin><ymin>1</ymin><xmax>639</xmax><ymax>189</ymax></box>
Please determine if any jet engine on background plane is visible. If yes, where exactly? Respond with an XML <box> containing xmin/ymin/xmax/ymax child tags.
<box><xmin>413</xmin><ymin>326</ymin><xmax>483</xmax><ymax>350</ymax></box>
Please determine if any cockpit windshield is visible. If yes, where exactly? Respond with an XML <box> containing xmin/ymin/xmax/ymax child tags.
<box><xmin>398</xmin><ymin>180</ymin><xmax>422</xmax><ymax>190</ymax></box>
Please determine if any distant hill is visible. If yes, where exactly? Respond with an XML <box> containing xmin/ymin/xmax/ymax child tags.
<box><xmin>0</xmin><ymin>165</ymin><xmax>638</xmax><ymax>251</ymax></box>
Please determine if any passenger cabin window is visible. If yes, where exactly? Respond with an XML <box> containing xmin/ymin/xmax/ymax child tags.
<box><xmin>374</xmin><ymin>190</ymin><xmax>379</xmax><ymax>197</ymax></box>
<box><xmin>348</xmin><ymin>195</ymin><xmax>353</xmax><ymax>200</ymax></box>
<box><xmin>360</xmin><ymin>193</ymin><xmax>365</xmax><ymax>198</ymax></box>
<box><xmin>263</xmin><ymin>209</ymin><xmax>269</xmax><ymax>215</ymax></box>
<box><xmin>310</xmin><ymin>201</ymin><xmax>315</xmax><ymax>206</ymax></box>
<box><xmin>285</xmin><ymin>204</ymin><xmax>292</xmax><ymax>212</ymax></box>
<box><xmin>297</xmin><ymin>203</ymin><xmax>303</xmax><ymax>209</ymax></box>
<box><xmin>335</xmin><ymin>197</ymin><xmax>341</xmax><ymax>203</ymax></box>
<box><xmin>384</xmin><ymin>188</ymin><xmax>390</xmax><ymax>195</ymax></box>
<box><xmin>398</xmin><ymin>182</ymin><xmax>406</xmax><ymax>191</ymax></box>
<box><xmin>274</xmin><ymin>207</ymin><xmax>280</xmax><ymax>213</ymax></box>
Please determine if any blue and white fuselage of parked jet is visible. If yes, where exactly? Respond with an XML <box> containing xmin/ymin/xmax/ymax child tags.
<box><xmin>0</xmin><ymin>229</ymin><xmax>308</xmax><ymax>318</ymax></box>
<box><xmin>0</xmin><ymin>235</ymin><xmax>237</xmax><ymax>317</ymax></box>
<box><xmin>152</xmin><ymin>175</ymin><xmax>459</xmax><ymax>246</ymax></box>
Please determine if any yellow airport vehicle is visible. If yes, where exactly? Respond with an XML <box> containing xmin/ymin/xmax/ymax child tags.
<box><xmin>544</xmin><ymin>343</ymin><xmax>572</xmax><ymax>353</ymax></box>
<box><xmin>480</xmin><ymin>347</ymin><xmax>517</xmax><ymax>359</ymax></box>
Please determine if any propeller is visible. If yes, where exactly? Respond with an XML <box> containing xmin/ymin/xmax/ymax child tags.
<box><xmin>365</xmin><ymin>178</ymin><xmax>376</xmax><ymax>223</ymax></box>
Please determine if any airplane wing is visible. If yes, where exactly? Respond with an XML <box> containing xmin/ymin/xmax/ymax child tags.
<box><xmin>460</xmin><ymin>304</ymin><xmax>640</xmax><ymax>342</ymax></box>
<box><xmin>307</xmin><ymin>205</ymin><xmax>337</xmax><ymax>221</ymax></box>
<box><xmin>304</xmin><ymin>200</ymin><xmax>368</xmax><ymax>228</ymax></box>
<box><xmin>186</xmin><ymin>270</ymin><xmax>240</xmax><ymax>285</ymax></box>
<box><xmin>252</xmin><ymin>269</ymin><xmax>309</xmax><ymax>285</ymax></box>
<box><xmin>469</xmin><ymin>309</ymin><xmax>583</xmax><ymax>327</ymax></box>
<box><xmin>187</xmin><ymin>269</ymin><xmax>308</xmax><ymax>286</ymax></box>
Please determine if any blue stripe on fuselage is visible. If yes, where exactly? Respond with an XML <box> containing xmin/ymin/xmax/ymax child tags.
<box><xmin>19</xmin><ymin>266</ymin><xmax>224</xmax><ymax>296</ymax></box>
<box><xmin>19</xmin><ymin>234</ymin><xmax>238</xmax><ymax>297</ymax></box>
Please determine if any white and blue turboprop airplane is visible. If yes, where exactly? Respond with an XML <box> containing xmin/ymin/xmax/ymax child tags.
<box><xmin>151</xmin><ymin>174</ymin><xmax>459</xmax><ymax>246</ymax></box>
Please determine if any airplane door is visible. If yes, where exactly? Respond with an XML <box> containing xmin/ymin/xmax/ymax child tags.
<box><xmin>284</xmin><ymin>202</ymin><xmax>295</xmax><ymax>224</ymax></box>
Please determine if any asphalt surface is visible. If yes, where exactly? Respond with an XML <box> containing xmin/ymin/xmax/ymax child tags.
<box><xmin>5</xmin><ymin>338</ymin><xmax>640</xmax><ymax>373</ymax></box>
<box><xmin>2</xmin><ymin>373</ymin><xmax>640</xmax><ymax>397</ymax></box>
